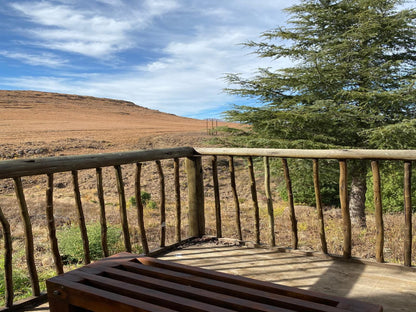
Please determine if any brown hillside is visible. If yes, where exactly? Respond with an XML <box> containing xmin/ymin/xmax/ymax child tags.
<box><xmin>0</xmin><ymin>90</ymin><xmax>227</xmax><ymax>157</ymax></box>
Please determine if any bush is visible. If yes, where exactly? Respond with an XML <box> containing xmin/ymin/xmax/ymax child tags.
<box><xmin>57</xmin><ymin>222</ymin><xmax>123</xmax><ymax>264</ymax></box>
<box><xmin>128</xmin><ymin>191</ymin><xmax>152</xmax><ymax>208</ymax></box>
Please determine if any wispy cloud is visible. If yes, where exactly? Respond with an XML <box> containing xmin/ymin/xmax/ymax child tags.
<box><xmin>9</xmin><ymin>0</ymin><xmax>180</xmax><ymax>59</ymax></box>
<box><xmin>0</xmin><ymin>51</ymin><xmax>68</xmax><ymax>67</ymax></box>
<box><xmin>1</xmin><ymin>0</ymin><xmax>299</xmax><ymax>118</ymax></box>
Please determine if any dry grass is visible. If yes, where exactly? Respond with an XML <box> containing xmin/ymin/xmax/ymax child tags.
<box><xmin>0</xmin><ymin>90</ymin><xmax>414</xmax><ymax>305</ymax></box>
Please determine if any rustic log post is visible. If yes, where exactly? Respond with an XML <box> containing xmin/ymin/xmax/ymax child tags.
<box><xmin>135</xmin><ymin>163</ymin><xmax>149</xmax><ymax>254</ymax></box>
<box><xmin>339</xmin><ymin>160</ymin><xmax>351</xmax><ymax>259</ymax></box>
<box><xmin>282</xmin><ymin>158</ymin><xmax>298</xmax><ymax>249</ymax></box>
<box><xmin>46</xmin><ymin>173</ymin><xmax>64</xmax><ymax>275</ymax></box>
<box><xmin>95</xmin><ymin>168</ymin><xmax>109</xmax><ymax>258</ymax></box>
<box><xmin>371</xmin><ymin>161</ymin><xmax>384</xmax><ymax>263</ymax></box>
<box><xmin>229</xmin><ymin>156</ymin><xmax>243</xmax><ymax>241</ymax></box>
<box><xmin>186</xmin><ymin>156</ymin><xmax>205</xmax><ymax>237</ymax></box>
<box><xmin>211</xmin><ymin>156</ymin><xmax>222</xmax><ymax>238</ymax></box>
<box><xmin>71</xmin><ymin>171</ymin><xmax>91</xmax><ymax>264</ymax></box>
<box><xmin>313</xmin><ymin>159</ymin><xmax>328</xmax><ymax>254</ymax></box>
<box><xmin>248</xmin><ymin>157</ymin><xmax>260</xmax><ymax>245</ymax></box>
<box><xmin>13</xmin><ymin>177</ymin><xmax>40</xmax><ymax>296</ymax></box>
<box><xmin>404</xmin><ymin>161</ymin><xmax>412</xmax><ymax>267</ymax></box>
<box><xmin>114</xmin><ymin>165</ymin><xmax>132</xmax><ymax>253</ymax></box>
<box><xmin>156</xmin><ymin>160</ymin><xmax>166</xmax><ymax>247</ymax></box>
<box><xmin>0</xmin><ymin>206</ymin><xmax>13</xmax><ymax>307</ymax></box>
<box><xmin>174</xmin><ymin>158</ymin><xmax>182</xmax><ymax>243</ymax></box>
<box><xmin>264</xmin><ymin>157</ymin><xmax>276</xmax><ymax>247</ymax></box>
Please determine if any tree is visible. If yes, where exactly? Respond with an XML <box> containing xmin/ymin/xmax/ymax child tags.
<box><xmin>224</xmin><ymin>0</ymin><xmax>416</xmax><ymax>227</ymax></box>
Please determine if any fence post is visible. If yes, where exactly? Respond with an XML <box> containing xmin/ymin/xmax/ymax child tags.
<box><xmin>186</xmin><ymin>156</ymin><xmax>205</xmax><ymax>237</ymax></box>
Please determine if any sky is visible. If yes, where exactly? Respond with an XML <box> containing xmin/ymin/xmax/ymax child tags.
<box><xmin>0</xmin><ymin>0</ymin><xmax>299</xmax><ymax>119</ymax></box>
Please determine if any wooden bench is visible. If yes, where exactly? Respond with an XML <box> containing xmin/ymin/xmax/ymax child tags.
<box><xmin>46</xmin><ymin>252</ymin><xmax>383</xmax><ymax>312</ymax></box>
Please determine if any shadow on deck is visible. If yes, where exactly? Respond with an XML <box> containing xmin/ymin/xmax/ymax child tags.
<box><xmin>20</xmin><ymin>239</ymin><xmax>416</xmax><ymax>312</ymax></box>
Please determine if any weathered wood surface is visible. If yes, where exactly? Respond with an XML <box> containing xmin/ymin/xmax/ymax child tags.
<box><xmin>46</xmin><ymin>252</ymin><xmax>383</xmax><ymax>312</ymax></box>
<box><xmin>71</xmin><ymin>171</ymin><xmax>91</xmax><ymax>264</ymax></box>
<box><xmin>0</xmin><ymin>206</ymin><xmax>13</xmax><ymax>307</ymax></box>
<box><xmin>247</xmin><ymin>156</ymin><xmax>260</xmax><ymax>245</ymax></box>
<box><xmin>281</xmin><ymin>158</ymin><xmax>298</xmax><ymax>250</ymax></box>
<box><xmin>186</xmin><ymin>156</ymin><xmax>205</xmax><ymax>237</ymax></box>
<box><xmin>0</xmin><ymin>147</ymin><xmax>195</xmax><ymax>179</ymax></box>
<box><xmin>114</xmin><ymin>165</ymin><xmax>132</xmax><ymax>253</ymax></box>
<box><xmin>264</xmin><ymin>157</ymin><xmax>275</xmax><ymax>247</ymax></box>
<box><xmin>313</xmin><ymin>159</ymin><xmax>328</xmax><ymax>254</ymax></box>
<box><xmin>174</xmin><ymin>158</ymin><xmax>182</xmax><ymax>243</ymax></box>
<box><xmin>339</xmin><ymin>161</ymin><xmax>351</xmax><ymax>259</ymax></box>
<box><xmin>96</xmin><ymin>168</ymin><xmax>109</xmax><ymax>258</ymax></box>
<box><xmin>195</xmin><ymin>147</ymin><xmax>416</xmax><ymax>160</ymax></box>
<box><xmin>404</xmin><ymin>161</ymin><xmax>412</xmax><ymax>267</ymax></box>
<box><xmin>13</xmin><ymin>177</ymin><xmax>41</xmax><ymax>296</ymax></box>
<box><xmin>229</xmin><ymin>156</ymin><xmax>242</xmax><ymax>241</ymax></box>
<box><xmin>211</xmin><ymin>156</ymin><xmax>222</xmax><ymax>238</ymax></box>
<box><xmin>46</xmin><ymin>173</ymin><xmax>64</xmax><ymax>275</ymax></box>
<box><xmin>156</xmin><ymin>160</ymin><xmax>166</xmax><ymax>247</ymax></box>
<box><xmin>371</xmin><ymin>161</ymin><xmax>384</xmax><ymax>263</ymax></box>
<box><xmin>135</xmin><ymin>163</ymin><xmax>149</xmax><ymax>254</ymax></box>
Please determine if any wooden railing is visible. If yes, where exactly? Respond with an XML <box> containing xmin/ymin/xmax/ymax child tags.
<box><xmin>0</xmin><ymin>147</ymin><xmax>415</xmax><ymax>309</ymax></box>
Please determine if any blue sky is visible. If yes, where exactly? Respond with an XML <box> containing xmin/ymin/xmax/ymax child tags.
<box><xmin>0</xmin><ymin>0</ymin><xmax>298</xmax><ymax>119</ymax></box>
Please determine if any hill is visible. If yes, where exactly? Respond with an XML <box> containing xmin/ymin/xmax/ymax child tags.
<box><xmin>0</xmin><ymin>90</ymin><xmax>224</xmax><ymax>157</ymax></box>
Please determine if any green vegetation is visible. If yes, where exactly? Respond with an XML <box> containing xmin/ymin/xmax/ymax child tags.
<box><xmin>129</xmin><ymin>191</ymin><xmax>157</xmax><ymax>210</ymax></box>
<box><xmin>57</xmin><ymin>222</ymin><xmax>124</xmax><ymax>264</ymax></box>
<box><xmin>224</xmin><ymin>0</ymin><xmax>416</xmax><ymax>224</ymax></box>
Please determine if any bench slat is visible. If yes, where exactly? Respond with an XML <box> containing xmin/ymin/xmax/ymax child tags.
<box><xmin>46</xmin><ymin>252</ymin><xmax>383</xmax><ymax>312</ymax></box>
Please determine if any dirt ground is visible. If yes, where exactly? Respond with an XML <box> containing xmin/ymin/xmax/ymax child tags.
<box><xmin>0</xmin><ymin>90</ymin><xmax>229</xmax><ymax>158</ymax></box>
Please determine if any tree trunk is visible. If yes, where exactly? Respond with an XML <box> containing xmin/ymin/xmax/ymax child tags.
<box><xmin>349</xmin><ymin>164</ymin><xmax>367</xmax><ymax>228</ymax></box>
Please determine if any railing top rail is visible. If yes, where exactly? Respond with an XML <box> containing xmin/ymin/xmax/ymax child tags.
<box><xmin>0</xmin><ymin>147</ymin><xmax>195</xmax><ymax>179</ymax></box>
<box><xmin>194</xmin><ymin>147</ymin><xmax>416</xmax><ymax>161</ymax></box>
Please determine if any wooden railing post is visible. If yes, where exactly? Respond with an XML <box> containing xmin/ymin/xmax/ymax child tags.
<box><xmin>135</xmin><ymin>163</ymin><xmax>149</xmax><ymax>254</ymax></box>
<box><xmin>211</xmin><ymin>156</ymin><xmax>222</xmax><ymax>238</ymax></box>
<box><xmin>0</xmin><ymin>206</ymin><xmax>13</xmax><ymax>307</ymax></box>
<box><xmin>96</xmin><ymin>168</ymin><xmax>109</xmax><ymax>258</ymax></box>
<box><xmin>404</xmin><ymin>161</ymin><xmax>412</xmax><ymax>267</ymax></box>
<box><xmin>186</xmin><ymin>156</ymin><xmax>205</xmax><ymax>237</ymax></box>
<box><xmin>71</xmin><ymin>171</ymin><xmax>91</xmax><ymax>264</ymax></box>
<box><xmin>248</xmin><ymin>157</ymin><xmax>260</xmax><ymax>245</ymax></box>
<box><xmin>229</xmin><ymin>156</ymin><xmax>243</xmax><ymax>241</ymax></box>
<box><xmin>264</xmin><ymin>157</ymin><xmax>276</xmax><ymax>247</ymax></box>
<box><xmin>313</xmin><ymin>159</ymin><xmax>328</xmax><ymax>254</ymax></box>
<box><xmin>282</xmin><ymin>158</ymin><xmax>298</xmax><ymax>250</ymax></box>
<box><xmin>14</xmin><ymin>177</ymin><xmax>40</xmax><ymax>295</ymax></box>
<box><xmin>156</xmin><ymin>160</ymin><xmax>166</xmax><ymax>247</ymax></box>
<box><xmin>371</xmin><ymin>161</ymin><xmax>384</xmax><ymax>263</ymax></box>
<box><xmin>46</xmin><ymin>173</ymin><xmax>64</xmax><ymax>274</ymax></box>
<box><xmin>114</xmin><ymin>165</ymin><xmax>132</xmax><ymax>253</ymax></box>
<box><xmin>339</xmin><ymin>160</ymin><xmax>352</xmax><ymax>259</ymax></box>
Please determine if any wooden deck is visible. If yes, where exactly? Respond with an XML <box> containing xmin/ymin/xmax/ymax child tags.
<box><xmin>22</xmin><ymin>241</ymin><xmax>416</xmax><ymax>312</ymax></box>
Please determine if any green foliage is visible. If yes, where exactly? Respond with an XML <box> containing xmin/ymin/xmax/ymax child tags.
<box><xmin>224</xmin><ymin>0</ymin><xmax>416</xmax><ymax>149</ymax></box>
<box><xmin>223</xmin><ymin>0</ymin><xmax>416</xmax><ymax>210</ymax></box>
<box><xmin>140</xmin><ymin>191</ymin><xmax>151</xmax><ymax>205</ymax></box>
<box><xmin>275</xmin><ymin>158</ymin><xmax>339</xmax><ymax>206</ymax></box>
<box><xmin>366</xmin><ymin>162</ymin><xmax>416</xmax><ymax>213</ymax></box>
<box><xmin>147</xmin><ymin>200</ymin><xmax>157</xmax><ymax>210</ymax></box>
<box><xmin>128</xmin><ymin>191</ymin><xmax>152</xmax><ymax>208</ymax></box>
<box><xmin>57</xmin><ymin>222</ymin><xmax>123</xmax><ymax>263</ymax></box>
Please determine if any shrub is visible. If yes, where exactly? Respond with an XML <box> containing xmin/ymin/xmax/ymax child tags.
<box><xmin>57</xmin><ymin>222</ymin><xmax>123</xmax><ymax>264</ymax></box>
<box><xmin>128</xmin><ymin>191</ymin><xmax>152</xmax><ymax>208</ymax></box>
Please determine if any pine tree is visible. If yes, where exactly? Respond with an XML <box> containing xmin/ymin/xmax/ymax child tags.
<box><xmin>224</xmin><ymin>0</ymin><xmax>416</xmax><ymax>227</ymax></box>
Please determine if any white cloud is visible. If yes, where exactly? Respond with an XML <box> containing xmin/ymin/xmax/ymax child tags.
<box><xmin>2</xmin><ymin>0</ymin><xmax>299</xmax><ymax>117</ymax></box>
<box><xmin>9</xmin><ymin>1</ymin><xmax>181</xmax><ymax>59</ymax></box>
<box><xmin>0</xmin><ymin>51</ymin><xmax>68</xmax><ymax>67</ymax></box>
